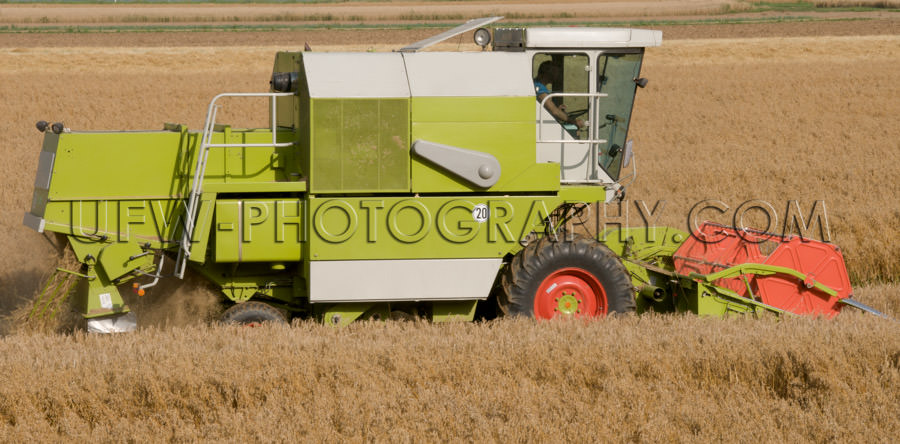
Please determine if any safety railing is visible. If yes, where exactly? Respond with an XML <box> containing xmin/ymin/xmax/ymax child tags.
<box><xmin>176</xmin><ymin>92</ymin><xmax>295</xmax><ymax>279</ymax></box>
<box><xmin>537</xmin><ymin>92</ymin><xmax>609</xmax><ymax>183</ymax></box>
<box><xmin>537</xmin><ymin>92</ymin><xmax>608</xmax><ymax>144</ymax></box>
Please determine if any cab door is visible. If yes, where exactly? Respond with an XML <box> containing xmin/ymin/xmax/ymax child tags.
<box><xmin>595</xmin><ymin>51</ymin><xmax>644</xmax><ymax>181</ymax></box>
<box><xmin>532</xmin><ymin>52</ymin><xmax>596</xmax><ymax>182</ymax></box>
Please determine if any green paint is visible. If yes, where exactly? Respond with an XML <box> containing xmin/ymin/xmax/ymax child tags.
<box><xmin>215</xmin><ymin>199</ymin><xmax>305</xmax><ymax>262</ymax></box>
<box><xmin>307</xmin><ymin>195</ymin><xmax>584</xmax><ymax>260</ymax></box>
<box><xmin>26</xmin><ymin>41</ymin><xmax>734</xmax><ymax>326</ymax></box>
<box><xmin>410</xmin><ymin>97</ymin><xmax>553</xmax><ymax>193</ymax></box>
<box><xmin>600</xmin><ymin>227</ymin><xmax>788</xmax><ymax>318</ymax></box>
<box><xmin>78</xmin><ymin>262</ymin><xmax>129</xmax><ymax>319</ymax></box>
<box><xmin>432</xmin><ymin>300</ymin><xmax>478</xmax><ymax>322</ymax></box>
<box><xmin>317</xmin><ymin>302</ymin><xmax>376</xmax><ymax>327</ymax></box>
<box><xmin>309</xmin><ymin>98</ymin><xmax>410</xmax><ymax>193</ymax></box>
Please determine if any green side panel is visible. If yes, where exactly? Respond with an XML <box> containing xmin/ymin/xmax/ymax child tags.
<box><xmin>432</xmin><ymin>300</ymin><xmax>478</xmax><ymax>322</ymax></box>
<box><xmin>41</xmin><ymin>195</ymin><xmax>212</xmax><ymax>253</ymax></box>
<box><xmin>97</xmin><ymin>242</ymin><xmax>153</xmax><ymax>281</ymax></box>
<box><xmin>49</xmin><ymin>131</ymin><xmax>192</xmax><ymax>200</ymax></box>
<box><xmin>310</xmin><ymin>98</ymin><xmax>410</xmax><ymax>193</ymax></box>
<box><xmin>215</xmin><ymin>199</ymin><xmax>305</xmax><ymax>263</ymax></box>
<box><xmin>188</xmin><ymin>262</ymin><xmax>299</xmax><ymax>304</ymax></box>
<box><xmin>43</xmin><ymin>199</ymin><xmax>185</xmax><ymax>247</ymax></box>
<box><xmin>64</xmin><ymin>244</ymin><xmax>129</xmax><ymax>318</ymax></box>
<box><xmin>307</xmin><ymin>195</ymin><xmax>567</xmax><ymax>260</ymax></box>
<box><xmin>47</xmin><ymin>128</ymin><xmax>299</xmax><ymax>202</ymax></box>
<box><xmin>410</xmin><ymin>97</ymin><xmax>557</xmax><ymax>193</ymax></box>
<box><xmin>316</xmin><ymin>302</ymin><xmax>377</xmax><ymax>327</ymax></box>
<box><xmin>78</xmin><ymin>268</ymin><xmax>129</xmax><ymax>319</ymax></box>
<box><xmin>188</xmin><ymin>193</ymin><xmax>216</xmax><ymax>263</ymax></box>
<box><xmin>38</xmin><ymin>127</ymin><xmax>302</xmax><ymax>249</ymax></box>
<box><xmin>203</xmin><ymin>128</ymin><xmax>299</xmax><ymax>186</ymax></box>
<box><xmin>215</xmin><ymin>201</ymin><xmax>240</xmax><ymax>262</ymax></box>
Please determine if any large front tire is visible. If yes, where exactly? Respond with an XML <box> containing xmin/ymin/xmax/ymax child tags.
<box><xmin>497</xmin><ymin>234</ymin><xmax>635</xmax><ymax>319</ymax></box>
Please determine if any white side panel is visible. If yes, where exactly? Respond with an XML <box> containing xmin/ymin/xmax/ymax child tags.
<box><xmin>403</xmin><ymin>52</ymin><xmax>532</xmax><ymax>97</ymax></box>
<box><xmin>309</xmin><ymin>258</ymin><xmax>502</xmax><ymax>302</ymax></box>
<box><xmin>535</xmin><ymin>105</ymin><xmax>615</xmax><ymax>185</ymax></box>
<box><xmin>526</xmin><ymin>28</ymin><xmax>662</xmax><ymax>49</ymax></box>
<box><xmin>303</xmin><ymin>53</ymin><xmax>410</xmax><ymax>99</ymax></box>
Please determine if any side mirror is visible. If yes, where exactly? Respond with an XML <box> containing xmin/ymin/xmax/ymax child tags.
<box><xmin>623</xmin><ymin>140</ymin><xmax>634</xmax><ymax>167</ymax></box>
<box><xmin>634</xmin><ymin>77</ymin><xmax>649</xmax><ymax>88</ymax></box>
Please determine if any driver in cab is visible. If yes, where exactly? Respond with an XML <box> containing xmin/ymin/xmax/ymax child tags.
<box><xmin>534</xmin><ymin>61</ymin><xmax>585</xmax><ymax>131</ymax></box>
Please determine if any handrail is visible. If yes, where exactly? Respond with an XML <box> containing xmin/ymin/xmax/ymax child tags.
<box><xmin>538</xmin><ymin>91</ymin><xmax>609</xmax><ymax>182</ymax></box>
<box><xmin>537</xmin><ymin>92</ymin><xmax>608</xmax><ymax>144</ymax></box>
<box><xmin>176</xmin><ymin>92</ymin><xmax>295</xmax><ymax>279</ymax></box>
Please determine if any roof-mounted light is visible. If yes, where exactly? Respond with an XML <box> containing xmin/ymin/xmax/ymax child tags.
<box><xmin>473</xmin><ymin>28</ymin><xmax>492</xmax><ymax>50</ymax></box>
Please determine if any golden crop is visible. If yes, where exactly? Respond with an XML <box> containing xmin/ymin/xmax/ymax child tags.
<box><xmin>0</xmin><ymin>316</ymin><xmax>898</xmax><ymax>441</ymax></box>
<box><xmin>0</xmin><ymin>19</ymin><xmax>897</xmax><ymax>442</ymax></box>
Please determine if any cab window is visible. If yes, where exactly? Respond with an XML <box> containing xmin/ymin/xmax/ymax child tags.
<box><xmin>596</xmin><ymin>52</ymin><xmax>642</xmax><ymax>180</ymax></box>
<box><xmin>532</xmin><ymin>53</ymin><xmax>589</xmax><ymax>140</ymax></box>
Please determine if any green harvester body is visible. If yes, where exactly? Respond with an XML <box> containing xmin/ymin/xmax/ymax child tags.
<box><xmin>25</xmin><ymin>21</ymin><xmax>860</xmax><ymax>329</ymax></box>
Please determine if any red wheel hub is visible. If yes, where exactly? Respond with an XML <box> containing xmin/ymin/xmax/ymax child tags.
<box><xmin>534</xmin><ymin>267</ymin><xmax>607</xmax><ymax>319</ymax></box>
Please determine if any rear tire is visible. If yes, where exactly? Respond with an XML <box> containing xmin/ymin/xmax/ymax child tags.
<box><xmin>497</xmin><ymin>234</ymin><xmax>634</xmax><ymax>319</ymax></box>
<box><xmin>221</xmin><ymin>301</ymin><xmax>287</xmax><ymax>326</ymax></box>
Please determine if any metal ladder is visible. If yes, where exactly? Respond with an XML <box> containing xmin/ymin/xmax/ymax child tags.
<box><xmin>175</xmin><ymin>92</ymin><xmax>295</xmax><ymax>278</ymax></box>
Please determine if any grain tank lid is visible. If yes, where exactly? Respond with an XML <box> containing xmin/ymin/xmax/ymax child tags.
<box><xmin>525</xmin><ymin>28</ymin><xmax>662</xmax><ymax>49</ymax></box>
<box><xmin>402</xmin><ymin>52</ymin><xmax>533</xmax><ymax>97</ymax></box>
<box><xmin>303</xmin><ymin>52</ymin><xmax>410</xmax><ymax>99</ymax></box>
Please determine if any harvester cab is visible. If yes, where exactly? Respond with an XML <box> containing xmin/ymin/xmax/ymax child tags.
<box><xmin>22</xmin><ymin>18</ymin><xmax>883</xmax><ymax>332</ymax></box>
<box><xmin>503</xmin><ymin>26</ymin><xmax>657</xmax><ymax>187</ymax></box>
<box><xmin>389</xmin><ymin>17</ymin><xmax>659</xmax><ymax>194</ymax></box>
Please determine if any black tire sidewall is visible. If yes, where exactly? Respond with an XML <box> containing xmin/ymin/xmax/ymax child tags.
<box><xmin>506</xmin><ymin>237</ymin><xmax>634</xmax><ymax>317</ymax></box>
<box><xmin>221</xmin><ymin>301</ymin><xmax>287</xmax><ymax>325</ymax></box>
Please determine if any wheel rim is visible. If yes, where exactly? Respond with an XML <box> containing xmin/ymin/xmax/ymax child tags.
<box><xmin>534</xmin><ymin>267</ymin><xmax>607</xmax><ymax>319</ymax></box>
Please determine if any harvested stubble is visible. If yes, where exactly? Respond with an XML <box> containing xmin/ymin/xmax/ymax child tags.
<box><xmin>0</xmin><ymin>316</ymin><xmax>898</xmax><ymax>441</ymax></box>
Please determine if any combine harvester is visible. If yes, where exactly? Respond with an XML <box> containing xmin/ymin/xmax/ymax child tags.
<box><xmin>23</xmin><ymin>18</ymin><xmax>884</xmax><ymax>332</ymax></box>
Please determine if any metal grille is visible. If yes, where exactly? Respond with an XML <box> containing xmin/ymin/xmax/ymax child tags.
<box><xmin>311</xmin><ymin>98</ymin><xmax>409</xmax><ymax>193</ymax></box>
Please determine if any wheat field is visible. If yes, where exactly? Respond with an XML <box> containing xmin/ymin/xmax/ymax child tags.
<box><xmin>0</xmin><ymin>11</ymin><xmax>898</xmax><ymax>441</ymax></box>
<box><xmin>0</xmin><ymin>316</ymin><xmax>898</xmax><ymax>442</ymax></box>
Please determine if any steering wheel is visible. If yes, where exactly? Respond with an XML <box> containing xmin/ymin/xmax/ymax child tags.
<box><xmin>565</xmin><ymin>108</ymin><xmax>589</xmax><ymax>118</ymax></box>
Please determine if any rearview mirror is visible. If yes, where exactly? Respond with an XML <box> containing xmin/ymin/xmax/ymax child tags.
<box><xmin>623</xmin><ymin>139</ymin><xmax>634</xmax><ymax>167</ymax></box>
